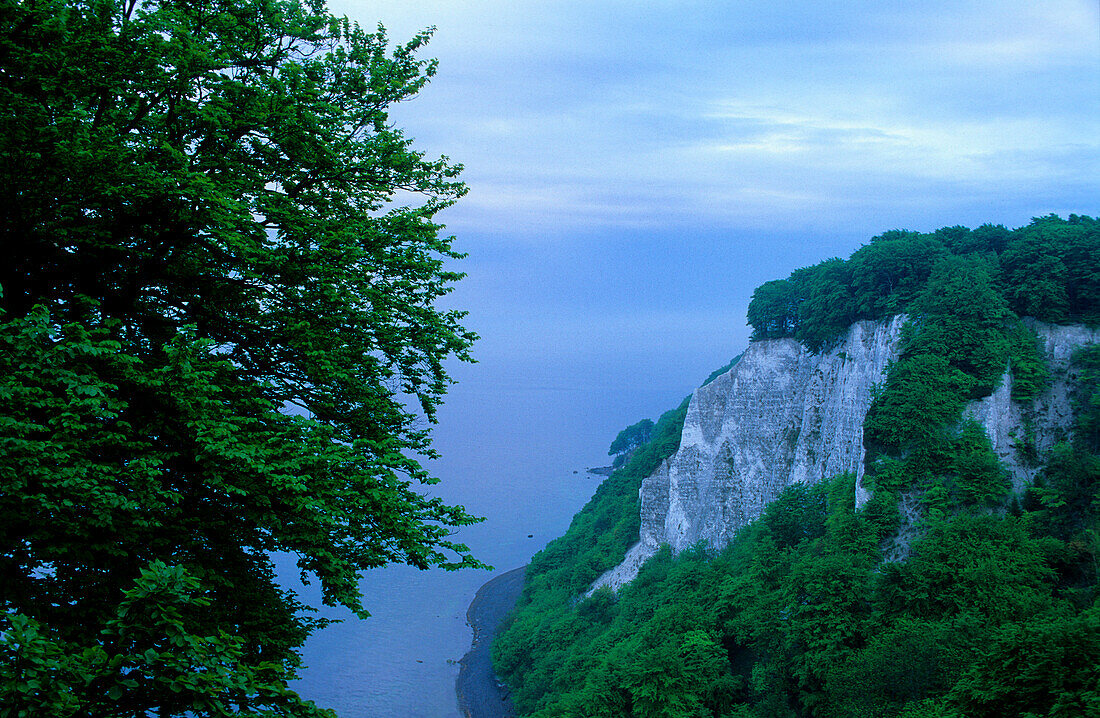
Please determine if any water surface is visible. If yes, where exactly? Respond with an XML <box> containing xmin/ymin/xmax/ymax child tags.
<box><xmin>284</xmin><ymin>358</ymin><xmax>698</xmax><ymax>716</ymax></box>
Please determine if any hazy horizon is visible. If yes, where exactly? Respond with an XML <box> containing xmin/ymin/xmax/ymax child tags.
<box><xmin>291</xmin><ymin>4</ymin><xmax>1099</xmax><ymax>714</ymax></box>
<box><xmin>327</xmin><ymin>1</ymin><xmax>1099</xmax><ymax>527</ymax></box>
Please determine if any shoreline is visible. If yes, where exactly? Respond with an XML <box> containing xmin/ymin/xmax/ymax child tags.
<box><xmin>455</xmin><ymin>566</ymin><xmax>527</xmax><ymax>718</ymax></box>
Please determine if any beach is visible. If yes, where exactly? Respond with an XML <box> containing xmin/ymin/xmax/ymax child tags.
<box><xmin>455</xmin><ymin>566</ymin><xmax>527</xmax><ymax>718</ymax></box>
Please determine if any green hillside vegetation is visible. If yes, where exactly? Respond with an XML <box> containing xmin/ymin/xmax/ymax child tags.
<box><xmin>746</xmin><ymin>215</ymin><xmax>1100</xmax><ymax>350</ymax></box>
<box><xmin>493</xmin><ymin>216</ymin><xmax>1100</xmax><ymax>717</ymax></box>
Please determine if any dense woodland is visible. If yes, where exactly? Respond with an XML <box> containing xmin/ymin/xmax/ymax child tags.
<box><xmin>494</xmin><ymin>216</ymin><xmax>1100</xmax><ymax>717</ymax></box>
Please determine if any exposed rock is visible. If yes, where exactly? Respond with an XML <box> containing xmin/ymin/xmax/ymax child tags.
<box><xmin>591</xmin><ymin>318</ymin><xmax>1100</xmax><ymax>594</ymax></box>
<box><xmin>591</xmin><ymin>316</ymin><xmax>905</xmax><ymax>593</ymax></box>
<box><xmin>885</xmin><ymin>320</ymin><xmax>1100</xmax><ymax>562</ymax></box>
<box><xmin>964</xmin><ymin>320</ymin><xmax>1100</xmax><ymax>493</ymax></box>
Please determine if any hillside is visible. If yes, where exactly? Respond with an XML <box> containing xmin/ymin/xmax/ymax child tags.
<box><xmin>492</xmin><ymin>215</ymin><xmax>1100</xmax><ymax>718</ymax></box>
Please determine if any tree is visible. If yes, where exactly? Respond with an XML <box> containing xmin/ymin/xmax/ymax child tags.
<box><xmin>1000</xmin><ymin>219</ymin><xmax>1072</xmax><ymax>322</ymax></box>
<box><xmin>608</xmin><ymin>419</ymin><xmax>654</xmax><ymax>458</ymax></box>
<box><xmin>788</xmin><ymin>258</ymin><xmax>856</xmax><ymax>352</ymax></box>
<box><xmin>863</xmin><ymin>353</ymin><xmax>972</xmax><ymax>452</ymax></box>
<box><xmin>908</xmin><ymin>254</ymin><xmax>1013</xmax><ymax>393</ymax></box>
<box><xmin>747</xmin><ymin>279</ymin><xmax>800</xmax><ymax>341</ymax></box>
<box><xmin>0</xmin><ymin>1</ymin><xmax>481</xmax><ymax>714</ymax></box>
<box><xmin>947</xmin><ymin>606</ymin><xmax>1100</xmax><ymax>718</ymax></box>
<box><xmin>847</xmin><ymin>231</ymin><xmax>947</xmax><ymax>318</ymax></box>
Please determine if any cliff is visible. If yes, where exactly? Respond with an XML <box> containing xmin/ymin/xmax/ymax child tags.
<box><xmin>592</xmin><ymin>316</ymin><xmax>905</xmax><ymax>592</ymax></box>
<box><xmin>593</xmin><ymin>317</ymin><xmax>1100</xmax><ymax>593</ymax></box>
<box><xmin>965</xmin><ymin>320</ymin><xmax>1100</xmax><ymax>491</ymax></box>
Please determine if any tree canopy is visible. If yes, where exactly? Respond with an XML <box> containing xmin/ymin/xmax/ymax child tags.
<box><xmin>746</xmin><ymin>216</ymin><xmax>1100</xmax><ymax>352</ymax></box>
<box><xmin>609</xmin><ymin>419</ymin><xmax>655</xmax><ymax>458</ymax></box>
<box><xmin>0</xmin><ymin>1</ymin><xmax>480</xmax><ymax>714</ymax></box>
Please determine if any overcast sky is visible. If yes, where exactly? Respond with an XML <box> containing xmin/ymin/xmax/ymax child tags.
<box><xmin>329</xmin><ymin>0</ymin><xmax>1099</xmax><ymax>480</ymax></box>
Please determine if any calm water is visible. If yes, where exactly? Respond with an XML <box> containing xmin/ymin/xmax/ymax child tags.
<box><xmin>278</xmin><ymin>354</ymin><xmax>704</xmax><ymax>717</ymax></box>
<box><xmin>282</xmin><ymin>469</ymin><xmax>601</xmax><ymax>717</ymax></box>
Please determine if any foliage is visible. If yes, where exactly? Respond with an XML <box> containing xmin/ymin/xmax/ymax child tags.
<box><xmin>758</xmin><ymin>481</ymin><xmax>828</xmax><ymax>550</ymax></box>
<box><xmin>906</xmin><ymin>254</ymin><xmax>1013</xmax><ymax>393</ymax></box>
<box><xmin>1001</xmin><ymin>214</ymin><xmax>1100</xmax><ymax>325</ymax></box>
<box><xmin>745</xmin><ymin>215</ymin><xmax>1099</xmax><ymax>353</ymax></box>
<box><xmin>1073</xmin><ymin>345</ymin><xmax>1100</xmax><ymax>453</ymax></box>
<box><xmin>494</xmin><ymin>394</ymin><xmax>693</xmax><ymax>713</ymax></box>
<box><xmin>1006</xmin><ymin>321</ymin><xmax>1051</xmax><ymax>401</ymax></box>
<box><xmin>0</xmin><ymin>1</ymin><xmax>479</xmax><ymax>714</ymax></box>
<box><xmin>0</xmin><ymin>561</ymin><xmax>334</xmax><ymax>717</ymax></box>
<box><xmin>863</xmin><ymin>251</ymin><xmax>1050</xmax><ymax>494</ymax></box>
<box><xmin>847</xmin><ymin>230</ymin><xmax>949</xmax><ymax>319</ymax></box>
<box><xmin>746</xmin><ymin>280</ymin><xmax>800</xmax><ymax>341</ymax></box>
<box><xmin>788</xmin><ymin>259</ymin><xmax>857</xmax><ymax>352</ymax></box>
<box><xmin>864</xmin><ymin>354</ymin><xmax>972</xmax><ymax>452</ymax></box>
<box><xmin>500</xmin><ymin>449</ymin><xmax>1100</xmax><ymax>718</ymax></box>
<box><xmin>947</xmin><ymin>421</ymin><xmax>1010</xmax><ymax>506</ymax></box>
<box><xmin>609</xmin><ymin>419</ymin><xmax>655</xmax><ymax>457</ymax></box>
<box><xmin>499</xmin><ymin>216</ymin><xmax>1100</xmax><ymax>718</ymax></box>
<box><xmin>947</xmin><ymin>604</ymin><xmax>1100</xmax><ymax>718</ymax></box>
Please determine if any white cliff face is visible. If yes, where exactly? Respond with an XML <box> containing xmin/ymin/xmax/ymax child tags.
<box><xmin>592</xmin><ymin>317</ymin><xmax>1100</xmax><ymax>594</ymax></box>
<box><xmin>591</xmin><ymin>316</ymin><xmax>906</xmax><ymax>593</ymax></box>
<box><xmin>964</xmin><ymin>320</ymin><xmax>1100</xmax><ymax>492</ymax></box>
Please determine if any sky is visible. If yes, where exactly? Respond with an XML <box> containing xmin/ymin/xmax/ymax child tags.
<box><xmin>286</xmin><ymin>4</ymin><xmax>1099</xmax><ymax>711</ymax></box>
<box><xmin>327</xmin><ymin>0</ymin><xmax>1100</xmax><ymax>503</ymax></box>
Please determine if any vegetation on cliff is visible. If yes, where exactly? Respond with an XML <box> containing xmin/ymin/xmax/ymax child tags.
<box><xmin>746</xmin><ymin>215</ymin><xmax>1099</xmax><ymax>349</ymax></box>
<box><xmin>493</xmin><ymin>216</ymin><xmax>1100</xmax><ymax>717</ymax></box>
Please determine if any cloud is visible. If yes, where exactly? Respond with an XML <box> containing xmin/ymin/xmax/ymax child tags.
<box><xmin>334</xmin><ymin>0</ymin><xmax>1099</xmax><ymax>242</ymax></box>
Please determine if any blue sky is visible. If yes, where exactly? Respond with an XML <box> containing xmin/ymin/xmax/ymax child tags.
<box><xmin>331</xmin><ymin>0</ymin><xmax>1099</xmax><ymax>477</ymax></box>
<box><xmin>292</xmin><ymin>7</ymin><xmax>1098</xmax><ymax>711</ymax></box>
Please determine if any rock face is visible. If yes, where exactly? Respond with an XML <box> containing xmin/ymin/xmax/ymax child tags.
<box><xmin>881</xmin><ymin>319</ymin><xmax>1100</xmax><ymax>562</ymax></box>
<box><xmin>591</xmin><ymin>316</ymin><xmax>906</xmax><ymax>593</ymax></box>
<box><xmin>963</xmin><ymin>320</ymin><xmax>1100</xmax><ymax>493</ymax></box>
<box><xmin>592</xmin><ymin>317</ymin><xmax>1100</xmax><ymax>594</ymax></box>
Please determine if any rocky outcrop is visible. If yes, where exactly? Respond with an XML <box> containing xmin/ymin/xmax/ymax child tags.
<box><xmin>591</xmin><ymin>318</ymin><xmax>1100</xmax><ymax>593</ymax></box>
<box><xmin>881</xmin><ymin>320</ymin><xmax>1100</xmax><ymax>562</ymax></box>
<box><xmin>591</xmin><ymin>316</ymin><xmax>906</xmax><ymax>592</ymax></box>
<box><xmin>964</xmin><ymin>320</ymin><xmax>1100</xmax><ymax>492</ymax></box>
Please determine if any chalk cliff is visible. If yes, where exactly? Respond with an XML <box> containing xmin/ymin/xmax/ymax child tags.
<box><xmin>964</xmin><ymin>320</ymin><xmax>1100</xmax><ymax>492</ymax></box>
<box><xmin>592</xmin><ymin>317</ymin><xmax>1100</xmax><ymax>593</ymax></box>
<box><xmin>592</xmin><ymin>316</ymin><xmax>906</xmax><ymax>592</ymax></box>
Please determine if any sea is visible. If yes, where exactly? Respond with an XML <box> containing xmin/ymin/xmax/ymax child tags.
<box><xmin>275</xmin><ymin>359</ymin><xmax>643</xmax><ymax>717</ymax></box>
<box><xmin>273</xmin><ymin>343</ymin><xmax>712</xmax><ymax>717</ymax></box>
<box><xmin>277</xmin><ymin>470</ymin><xmax>600</xmax><ymax>718</ymax></box>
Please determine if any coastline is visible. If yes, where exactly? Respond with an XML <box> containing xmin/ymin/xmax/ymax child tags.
<box><xmin>455</xmin><ymin>566</ymin><xmax>527</xmax><ymax>718</ymax></box>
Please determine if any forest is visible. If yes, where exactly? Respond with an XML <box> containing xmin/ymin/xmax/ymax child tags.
<box><xmin>493</xmin><ymin>215</ymin><xmax>1100</xmax><ymax>718</ymax></box>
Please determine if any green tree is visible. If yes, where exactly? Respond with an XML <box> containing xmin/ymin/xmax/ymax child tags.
<box><xmin>1001</xmin><ymin>217</ymin><xmax>1073</xmax><ymax>322</ymax></box>
<box><xmin>948</xmin><ymin>420</ymin><xmax>1010</xmax><ymax>506</ymax></box>
<box><xmin>1060</xmin><ymin>215</ymin><xmax>1100</xmax><ymax>324</ymax></box>
<box><xmin>0</xmin><ymin>1</ymin><xmax>480</xmax><ymax>714</ymax></box>
<box><xmin>846</xmin><ymin>231</ymin><xmax>947</xmax><ymax>318</ymax></box>
<box><xmin>747</xmin><ymin>279</ymin><xmax>800</xmax><ymax>340</ymax></box>
<box><xmin>1073</xmin><ymin>345</ymin><xmax>1100</xmax><ymax>452</ymax></box>
<box><xmin>864</xmin><ymin>353</ymin><xmax>972</xmax><ymax>452</ymax></box>
<box><xmin>609</xmin><ymin>419</ymin><xmax>655</xmax><ymax>458</ymax></box>
<box><xmin>874</xmin><ymin>515</ymin><xmax>1058</xmax><ymax>624</ymax></box>
<box><xmin>907</xmin><ymin>254</ymin><xmax>1013</xmax><ymax>392</ymax></box>
<box><xmin>948</xmin><ymin>605</ymin><xmax>1100</xmax><ymax>718</ymax></box>
<box><xmin>789</xmin><ymin>258</ymin><xmax>856</xmax><ymax>352</ymax></box>
<box><xmin>494</xmin><ymin>215</ymin><xmax>1100</xmax><ymax>718</ymax></box>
